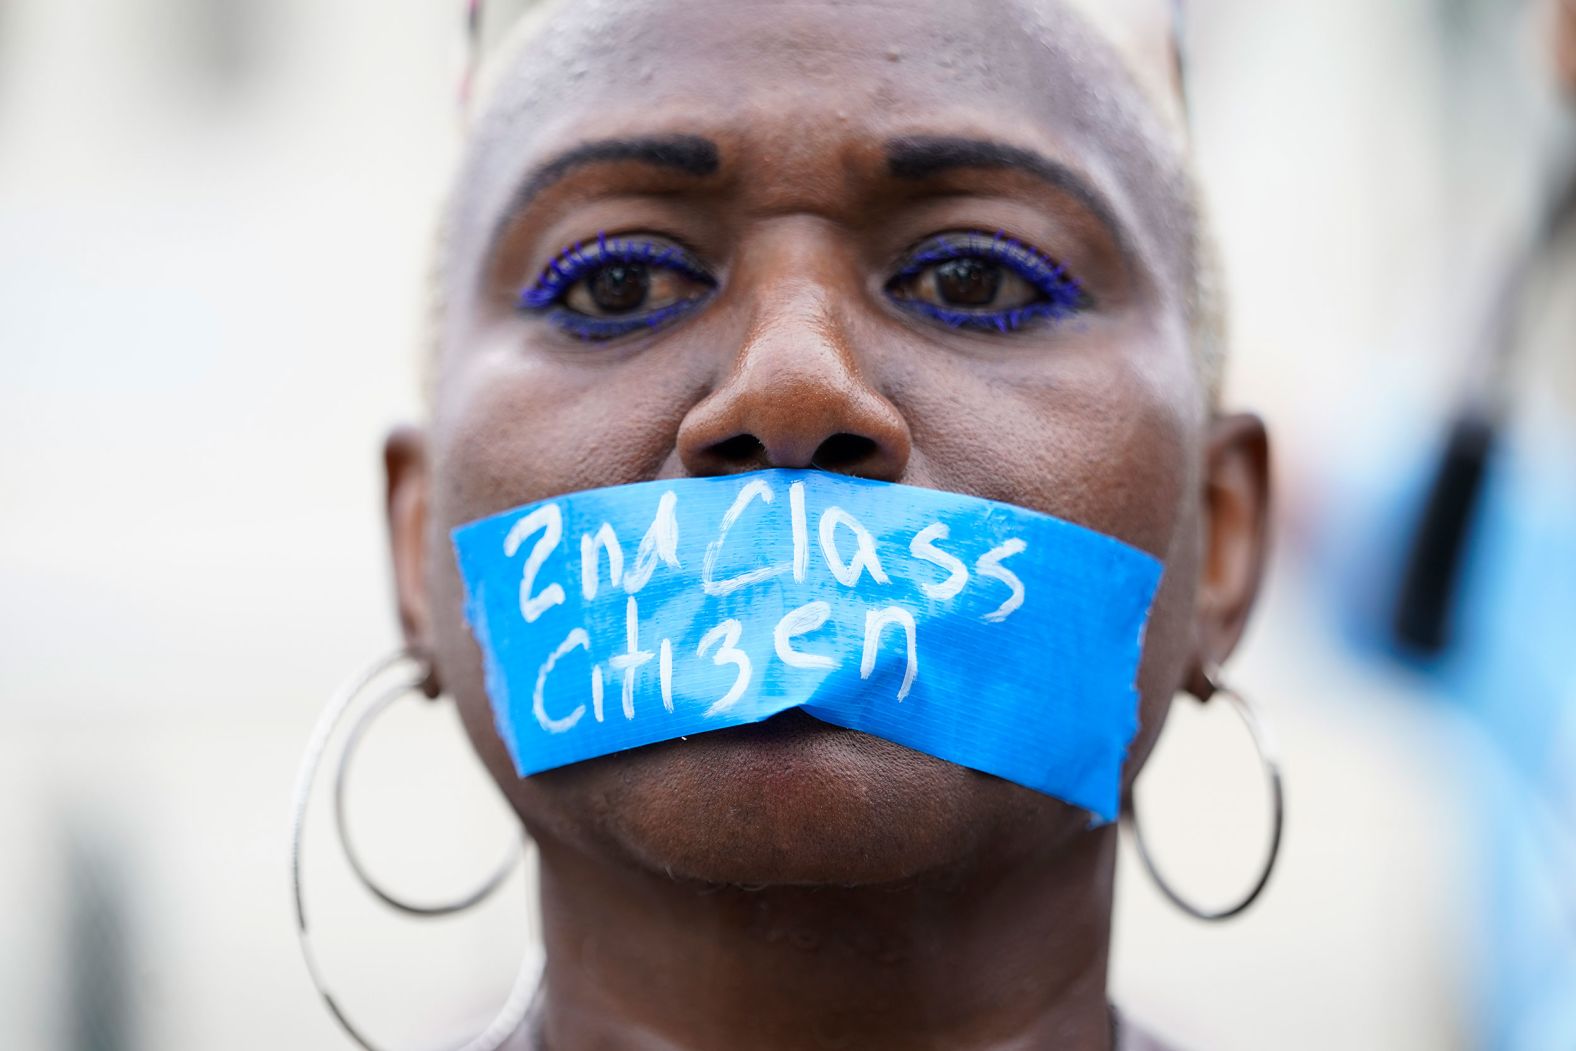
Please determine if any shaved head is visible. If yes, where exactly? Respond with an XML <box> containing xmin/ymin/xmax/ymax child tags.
<box><xmin>432</xmin><ymin>0</ymin><xmax>1226</xmax><ymax>402</ymax></box>
<box><xmin>379</xmin><ymin>23</ymin><xmax>1274</xmax><ymax>1045</ymax></box>
<box><xmin>384</xmin><ymin>8</ymin><xmax>1270</xmax><ymax>1044</ymax></box>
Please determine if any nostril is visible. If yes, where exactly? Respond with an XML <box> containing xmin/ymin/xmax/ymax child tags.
<box><xmin>710</xmin><ymin>433</ymin><xmax>767</xmax><ymax>465</ymax></box>
<box><xmin>812</xmin><ymin>433</ymin><xmax>879</xmax><ymax>471</ymax></box>
<box><xmin>697</xmin><ymin>432</ymin><xmax>885</xmax><ymax>473</ymax></box>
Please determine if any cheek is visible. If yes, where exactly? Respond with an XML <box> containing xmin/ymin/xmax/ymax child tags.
<box><xmin>895</xmin><ymin>335</ymin><xmax>1197</xmax><ymax>558</ymax></box>
<box><xmin>884</xmin><ymin>328</ymin><xmax>1204</xmax><ymax>785</ymax></box>
<box><xmin>419</xmin><ymin>333</ymin><xmax>721</xmax><ymax>832</ymax></box>
<box><xmin>429</xmin><ymin>336</ymin><xmax>704</xmax><ymax>522</ymax></box>
<box><xmin>1123</xmin><ymin>509</ymin><xmax>1201</xmax><ymax>786</ymax></box>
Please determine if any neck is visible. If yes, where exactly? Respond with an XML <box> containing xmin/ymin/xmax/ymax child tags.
<box><xmin>519</xmin><ymin>826</ymin><xmax>1118</xmax><ymax>1051</ymax></box>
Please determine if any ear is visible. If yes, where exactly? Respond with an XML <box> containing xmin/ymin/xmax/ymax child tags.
<box><xmin>384</xmin><ymin>425</ymin><xmax>440</xmax><ymax>696</ymax></box>
<box><xmin>1188</xmin><ymin>412</ymin><xmax>1271</xmax><ymax>698</ymax></box>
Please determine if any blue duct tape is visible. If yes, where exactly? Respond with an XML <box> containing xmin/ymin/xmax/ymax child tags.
<box><xmin>453</xmin><ymin>469</ymin><xmax>1162</xmax><ymax>822</ymax></box>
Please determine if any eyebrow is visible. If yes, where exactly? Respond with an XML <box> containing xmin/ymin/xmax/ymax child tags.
<box><xmin>491</xmin><ymin>134</ymin><xmax>720</xmax><ymax>246</ymax></box>
<box><xmin>885</xmin><ymin>136</ymin><xmax>1132</xmax><ymax>259</ymax></box>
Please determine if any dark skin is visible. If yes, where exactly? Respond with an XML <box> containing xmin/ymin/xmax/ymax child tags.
<box><xmin>385</xmin><ymin>1</ymin><xmax>1271</xmax><ymax>1048</ymax></box>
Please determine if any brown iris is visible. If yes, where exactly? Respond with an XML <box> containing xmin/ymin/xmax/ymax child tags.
<box><xmin>560</xmin><ymin>251</ymin><xmax>712</xmax><ymax>321</ymax></box>
<box><xmin>889</xmin><ymin>249</ymin><xmax>1039</xmax><ymax>315</ymax></box>
<box><xmin>588</xmin><ymin>264</ymin><xmax>650</xmax><ymax>313</ymax></box>
<box><xmin>933</xmin><ymin>258</ymin><xmax>1001</xmax><ymax>306</ymax></box>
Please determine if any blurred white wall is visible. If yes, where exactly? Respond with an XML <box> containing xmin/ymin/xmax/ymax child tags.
<box><xmin>0</xmin><ymin>1</ymin><xmax>530</xmax><ymax>1047</ymax></box>
<box><xmin>2</xmin><ymin>0</ymin><xmax>1558</xmax><ymax>1047</ymax></box>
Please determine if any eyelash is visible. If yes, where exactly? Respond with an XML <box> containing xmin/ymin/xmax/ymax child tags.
<box><xmin>515</xmin><ymin>229</ymin><xmax>1089</xmax><ymax>342</ymax></box>
<box><xmin>517</xmin><ymin>233</ymin><xmax>716</xmax><ymax>341</ymax></box>
<box><xmin>886</xmin><ymin>231</ymin><xmax>1091</xmax><ymax>333</ymax></box>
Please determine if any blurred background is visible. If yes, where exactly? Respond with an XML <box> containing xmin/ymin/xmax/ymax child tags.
<box><xmin>1</xmin><ymin>0</ymin><xmax>1572</xmax><ymax>1048</ymax></box>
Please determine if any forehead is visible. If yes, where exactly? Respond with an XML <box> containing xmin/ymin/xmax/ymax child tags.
<box><xmin>473</xmin><ymin>0</ymin><xmax>1182</xmax><ymax>115</ymax></box>
<box><xmin>473</xmin><ymin>0</ymin><xmax>1172</xmax><ymax>143</ymax></box>
<box><xmin>450</xmin><ymin>0</ymin><xmax>1192</xmax><ymax>304</ymax></box>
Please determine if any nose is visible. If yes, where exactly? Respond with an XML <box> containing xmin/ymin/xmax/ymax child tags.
<box><xmin>677</xmin><ymin>279</ymin><xmax>911</xmax><ymax>480</ymax></box>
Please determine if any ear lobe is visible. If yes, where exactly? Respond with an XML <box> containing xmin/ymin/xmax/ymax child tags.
<box><xmin>384</xmin><ymin>425</ymin><xmax>438</xmax><ymax>694</ymax></box>
<box><xmin>1191</xmin><ymin>412</ymin><xmax>1271</xmax><ymax>697</ymax></box>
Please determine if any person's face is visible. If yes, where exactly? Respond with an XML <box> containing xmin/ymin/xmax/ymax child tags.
<box><xmin>387</xmin><ymin>0</ymin><xmax>1269</xmax><ymax>886</ymax></box>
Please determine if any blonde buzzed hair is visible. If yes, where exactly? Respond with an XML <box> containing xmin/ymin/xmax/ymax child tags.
<box><xmin>1191</xmin><ymin>196</ymin><xmax>1230</xmax><ymax>402</ymax></box>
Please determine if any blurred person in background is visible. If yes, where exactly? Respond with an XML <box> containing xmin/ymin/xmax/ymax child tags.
<box><xmin>1313</xmin><ymin>0</ymin><xmax>1576</xmax><ymax>1046</ymax></box>
<box><xmin>1436</xmin><ymin>2</ymin><xmax>1576</xmax><ymax>1044</ymax></box>
<box><xmin>300</xmin><ymin>0</ymin><xmax>1275</xmax><ymax>1048</ymax></box>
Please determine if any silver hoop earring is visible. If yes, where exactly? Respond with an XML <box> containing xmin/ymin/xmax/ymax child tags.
<box><xmin>1125</xmin><ymin>663</ymin><xmax>1285</xmax><ymax>922</ymax></box>
<box><xmin>289</xmin><ymin>648</ymin><xmax>540</xmax><ymax>1051</ymax></box>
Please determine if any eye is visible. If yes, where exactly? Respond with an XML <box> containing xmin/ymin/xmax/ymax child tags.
<box><xmin>886</xmin><ymin>232</ymin><xmax>1091</xmax><ymax>333</ymax></box>
<box><xmin>518</xmin><ymin>233</ymin><xmax>716</xmax><ymax>341</ymax></box>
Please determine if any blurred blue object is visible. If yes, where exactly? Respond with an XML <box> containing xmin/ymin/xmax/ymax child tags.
<box><xmin>1447</xmin><ymin>436</ymin><xmax>1576</xmax><ymax>1051</ymax></box>
<box><xmin>1317</xmin><ymin>414</ymin><xmax>1576</xmax><ymax>1050</ymax></box>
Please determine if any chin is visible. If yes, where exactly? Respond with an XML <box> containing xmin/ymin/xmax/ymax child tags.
<box><xmin>518</xmin><ymin>710</ymin><xmax>1084</xmax><ymax>887</ymax></box>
